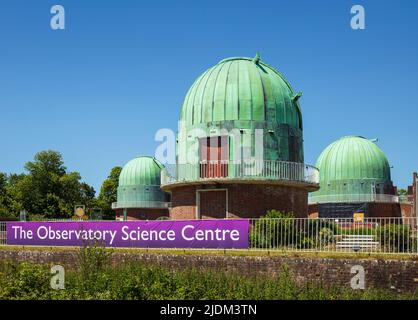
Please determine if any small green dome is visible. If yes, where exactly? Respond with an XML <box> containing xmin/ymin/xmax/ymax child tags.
<box><xmin>316</xmin><ymin>136</ymin><xmax>390</xmax><ymax>182</ymax></box>
<box><xmin>313</xmin><ymin>136</ymin><xmax>393</xmax><ymax>197</ymax></box>
<box><xmin>118</xmin><ymin>156</ymin><xmax>164</xmax><ymax>187</ymax></box>
<box><xmin>180</xmin><ymin>55</ymin><xmax>302</xmax><ymax>129</ymax></box>
<box><xmin>116</xmin><ymin>156</ymin><xmax>168</xmax><ymax>208</ymax></box>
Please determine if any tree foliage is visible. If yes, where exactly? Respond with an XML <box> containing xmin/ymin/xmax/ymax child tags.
<box><xmin>97</xmin><ymin>166</ymin><xmax>122</xmax><ymax>219</ymax></box>
<box><xmin>0</xmin><ymin>173</ymin><xmax>24</xmax><ymax>217</ymax></box>
<box><xmin>0</xmin><ymin>150</ymin><xmax>96</xmax><ymax>219</ymax></box>
<box><xmin>397</xmin><ymin>188</ymin><xmax>407</xmax><ymax>196</ymax></box>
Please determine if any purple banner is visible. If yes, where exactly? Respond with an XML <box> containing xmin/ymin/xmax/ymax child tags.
<box><xmin>6</xmin><ymin>220</ymin><xmax>249</xmax><ymax>249</ymax></box>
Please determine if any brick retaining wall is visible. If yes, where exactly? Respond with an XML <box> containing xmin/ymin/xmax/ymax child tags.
<box><xmin>0</xmin><ymin>248</ymin><xmax>417</xmax><ymax>293</ymax></box>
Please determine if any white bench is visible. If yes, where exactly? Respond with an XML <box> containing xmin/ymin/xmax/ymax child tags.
<box><xmin>336</xmin><ymin>235</ymin><xmax>380</xmax><ymax>252</ymax></box>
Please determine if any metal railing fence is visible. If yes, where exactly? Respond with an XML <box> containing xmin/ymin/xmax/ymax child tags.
<box><xmin>111</xmin><ymin>201</ymin><xmax>171</xmax><ymax>209</ymax></box>
<box><xmin>398</xmin><ymin>195</ymin><xmax>413</xmax><ymax>204</ymax></box>
<box><xmin>248</xmin><ymin>217</ymin><xmax>417</xmax><ymax>254</ymax></box>
<box><xmin>308</xmin><ymin>194</ymin><xmax>399</xmax><ymax>204</ymax></box>
<box><xmin>1</xmin><ymin>217</ymin><xmax>417</xmax><ymax>254</ymax></box>
<box><xmin>161</xmin><ymin>160</ymin><xmax>319</xmax><ymax>186</ymax></box>
<box><xmin>0</xmin><ymin>221</ymin><xmax>5</xmax><ymax>246</ymax></box>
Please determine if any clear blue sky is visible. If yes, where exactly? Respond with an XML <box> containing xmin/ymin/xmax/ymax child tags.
<box><xmin>0</xmin><ymin>0</ymin><xmax>417</xmax><ymax>193</ymax></box>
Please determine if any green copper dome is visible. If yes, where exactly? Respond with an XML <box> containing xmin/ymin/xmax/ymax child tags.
<box><xmin>118</xmin><ymin>156</ymin><xmax>164</xmax><ymax>186</ymax></box>
<box><xmin>116</xmin><ymin>156</ymin><xmax>168</xmax><ymax>207</ymax></box>
<box><xmin>177</xmin><ymin>54</ymin><xmax>305</xmax><ymax>166</ymax></box>
<box><xmin>180</xmin><ymin>55</ymin><xmax>302</xmax><ymax>129</ymax></box>
<box><xmin>312</xmin><ymin>136</ymin><xmax>394</xmax><ymax>198</ymax></box>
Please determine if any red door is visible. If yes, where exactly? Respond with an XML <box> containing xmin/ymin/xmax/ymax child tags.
<box><xmin>199</xmin><ymin>136</ymin><xmax>228</xmax><ymax>178</ymax></box>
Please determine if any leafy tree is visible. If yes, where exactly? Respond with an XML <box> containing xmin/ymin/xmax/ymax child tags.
<box><xmin>17</xmin><ymin>150</ymin><xmax>96</xmax><ymax>219</ymax></box>
<box><xmin>0</xmin><ymin>151</ymin><xmax>98</xmax><ymax>219</ymax></box>
<box><xmin>397</xmin><ymin>188</ymin><xmax>407</xmax><ymax>196</ymax></box>
<box><xmin>0</xmin><ymin>173</ymin><xmax>24</xmax><ymax>217</ymax></box>
<box><xmin>0</xmin><ymin>172</ymin><xmax>9</xmax><ymax>216</ymax></box>
<box><xmin>97</xmin><ymin>166</ymin><xmax>122</xmax><ymax>219</ymax></box>
<box><xmin>80</xmin><ymin>182</ymin><xmax>97</xmax><ymax>209</ymax></box>
<box><xmin>0</xmin><ymin>173</ymin><xmax>6</xmax><ymax>189</ymax></box>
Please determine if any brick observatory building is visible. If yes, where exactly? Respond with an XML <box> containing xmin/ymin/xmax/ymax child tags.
<box><xmin>308</xmin><ymin>136</ymin><xmax>401</xmax><ymax>218</ymax></box>
<box><xmin>161</xmin><ymin>54</ymin><xmax>320</xmax><ymax>219</ymax></box>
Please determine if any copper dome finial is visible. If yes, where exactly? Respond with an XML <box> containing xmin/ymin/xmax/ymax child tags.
<box><xmin>253</xmin><ymin>52</ymin><xmax>261</xmax><ymax>64</ymax></box>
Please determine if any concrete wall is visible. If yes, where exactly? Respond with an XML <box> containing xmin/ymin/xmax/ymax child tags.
<box><xmin>0</xmin><ymin>248</ymin><xmax>416</xmax><ymax>293</ymax></box>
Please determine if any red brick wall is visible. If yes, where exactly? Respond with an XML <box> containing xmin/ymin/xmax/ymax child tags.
<box><xmin>169</xmin><ymin>183</ymin><xmax>309</xmax><ymax>220</ymax></box>
<box><xmin>114</xmin><ymin>208</ymin><xmax>169</xmax><ymax>220</ymax></box>
<box><xmin>227</xmin><ymin>184</ymin><xmax>307</xmax><ymax>218</ymax></box>
<box><xmin>169</xmin><ymin>186</ymin><xmax>197</xmax><ymax>219</ymax></box>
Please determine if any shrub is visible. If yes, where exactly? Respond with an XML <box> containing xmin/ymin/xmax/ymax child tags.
<box><xmin>306</xmin><ymin>219</ymin><xmax>339</xmax><ymax>236</ymax></box>
<box><xmin>318</xmin><ymin>227</ymin><xmax>335</xmax><ymax>246</ymax></box>
<box><xmin>0</xmin><ymin>261</ymin><xmax>52</xmax><ymax>299</ymax></box>
<box><xmin>249</xmin><ymin>210</ymin><xmax>299</xmax><ymax>249</ymax></box>
<box><xmin>27</xmin><ymin>213</ymin><xmax>47</xmax><ymax>221</ymax></box>
<box><xmin>339</xmin><ymin>226</ymin><xmax>376</xmax><ymax>236</ymax></box>
<box><xmin>75</xmin><ymin>240</ymin><xmax>113</xmax><ymax>295</ymax></box>
<box><xmin>377</xmin><ymin>223</ymin><xmax>416</xmax><ymax>253</ymax></box>
<box><xmin>249</xmin><ymin>211</ymin><xmax>337</xmax><ymax>249</ymax></box>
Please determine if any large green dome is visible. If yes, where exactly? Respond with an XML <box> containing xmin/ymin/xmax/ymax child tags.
<box><xmin>177</xmin><ymin>55</ymin><xmax>305</xmax><ymax>165</ymax></box>
<box><xmin>312</xmin><ymin>136</ymin><xmax>394</xmax><ymax>199</ymax></box>
<box><xmin>180</xmin><ymin>55</ymin><xmax>302</xmax><ymax>129</ymax></box>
